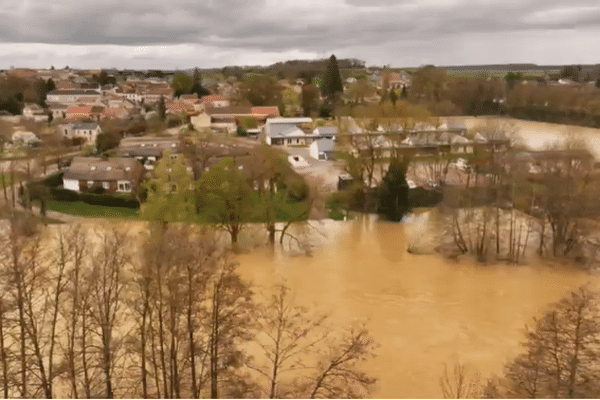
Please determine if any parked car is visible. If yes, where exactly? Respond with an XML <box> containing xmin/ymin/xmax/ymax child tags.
<box><xmin>288</xmin><ymin>155</ymin><xmax>309</xmax><ymax>168</ymax></box>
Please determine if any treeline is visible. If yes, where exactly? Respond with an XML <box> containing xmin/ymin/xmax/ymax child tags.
<box><xmin>484</xmin><ymin>285</ymin><xmax>600</xmax><ymax>398</ymax></box>
<box><xmin>0</xmin><ymin>75</ymin><xmax>51</xmax><ymax>115</ymax></box>
<box><xmin>406</xmin><ymin>65</ymin><xmax>600</xmax><ymax>128</ymax></box>
<box><xmin>0</xmin><ymin>214</ymin><xmax>378</xmax><ymax>398</ymax></box>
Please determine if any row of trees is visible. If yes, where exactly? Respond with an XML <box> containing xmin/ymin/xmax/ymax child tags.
<box><xmin>0</xmin><ymin>213</ymin><xmax>377</xmax><ymax>398</ymax></box>
<box><xmin>141</xmin><ymin>144</ymin><xmax>314</xmax><ymax>246</ymax></box>
<box><xmin>439</xmin><ymin>132</ymin><xmax>600</xmax><ymax>264</ymax></box>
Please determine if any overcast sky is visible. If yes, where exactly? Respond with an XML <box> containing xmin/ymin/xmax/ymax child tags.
<box><xmin>0</xmin><ymin>0</ymin><xmax>599</xmax><ymax>70</ymax></box>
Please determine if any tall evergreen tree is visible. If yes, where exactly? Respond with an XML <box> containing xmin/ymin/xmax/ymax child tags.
<box><xmin>191</xmin><ymin>68</ymin><xmax>210</xmax><ymax>97</ymax></box>
<box><xmin>377</xmin><ymin>159</ymin><xmax>410</xmax><ymax>222</ymax></box>
<box><xmin>322</xmin><ymin>55</ymin><xmax>343</xmax><ymax>98</ymax></box>
<box><xmin>157</xmin><ymin>95</ymin><xmax>166</xmax><ymax>121</ymax></box>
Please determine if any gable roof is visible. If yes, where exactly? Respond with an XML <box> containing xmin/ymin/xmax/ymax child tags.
<box><xmin>64</xmin><ymin>157</ymin><xmax>142</xmax><ymax>181</ymax></box>
<box><xmin>200</xmin><ymin>95</ymin><xmax>226</xmax><ymax>103</ymax></box>
<box><xmin>71</xmin><ymin>122</ymin><xmax>100</xmax><ymax>130</ymax></box>
<box><xmin>251</xmin><ymin>106</ymin><xmax>280</xmax><ymax>117</ymax></box>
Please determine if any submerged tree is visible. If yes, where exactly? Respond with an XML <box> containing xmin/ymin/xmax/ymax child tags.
<box><xmin>377</xmin><ymin>159</ymin><xmax>410</xmax><ymax>222</ymax></box>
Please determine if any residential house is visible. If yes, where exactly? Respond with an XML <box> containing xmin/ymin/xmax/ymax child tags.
<box><xmin>101</xmin><ymin>107</ymin><xmax>131</xmax><ymax>120</ymax></box>
<box><xmin>22</xmin><ymin>103</ymin><xmax>49</xmax><ymax>122</ymax></box>
<box><xmin>312</xmin><ymin>126</ymin><xmax>338</xmax><ymax>140</ymax></box>
<box><xmin>65</xmin><ymin>105</ymin><xmax>105</xmax><ymax>122</ymax></box>
<box><xmin>200</xmin><ymin>94</ymin><xmax>230</xmax><ymax>109</ymax></box>
<box><xmin>264</xmin><ymin>117</ymin><xmax>313</xmax><ymax>145</ymax></box>
<box><xmin>11</xmin><ymin>131</ymin><xmax>39</xmax><ymax>147</ymax></box>
<box><xmin>63</xmin><ymin>157</ymin><xmax>144</xmax><ymax>193</ymax></box>
<box><xmin>116</xmin><ymin>136</ymin><xmax>183</xmax><ymax>168</ymax></box>
<box><xmin>46</xmin><ymin>88</ymin><xmax>102</xmax><ymax>104</ymax></box>
<box><xmin>61</xmin><ymin>122</ymin><xmax>102</xmax><ymax>144</ymax></box>
<box><xmin>474</xmin><ymin>130</ymin><xmax>510</xmax><ymax>153</ymax></box>
<box><xmin>309</xmin><ymin>138</ymin><xmax>335</xmax><ymax>160</ymax></box>
<box><xmin>203</xmin><ymin>105</ymin><xmax>280</xmax><ymax>133</ymax></box>
<box><xmin>48</xmin><ymin>103</ymin><xmax>68</xmax><ymax>119</ymax></box>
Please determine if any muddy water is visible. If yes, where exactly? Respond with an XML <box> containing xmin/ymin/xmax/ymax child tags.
<box><xmin>235</xmin><ymin>215</ymin><xmax>598</xmax><ymax>398</ymax></box>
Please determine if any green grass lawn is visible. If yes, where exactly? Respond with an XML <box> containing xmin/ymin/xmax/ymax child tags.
<box><xmin>47</xmin><ymin>200</ymin><xmax>141</xmax><ymax>220</ymax></box>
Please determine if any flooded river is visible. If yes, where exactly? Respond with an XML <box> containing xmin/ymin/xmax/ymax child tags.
<box><xmin>235</xmin><ymin>215</ymin><xmax>598</xmax><ymax>398</ymax></box>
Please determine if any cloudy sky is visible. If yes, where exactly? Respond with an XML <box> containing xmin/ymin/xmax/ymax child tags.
<box><xmin>0</xmin><ymin>0</ymin><xmax>599</xmax><ymax>70</ymax></box>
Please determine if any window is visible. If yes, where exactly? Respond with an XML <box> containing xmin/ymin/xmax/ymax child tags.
<box><xmin>102</xmin><ymin>182</ymin><xmax>110</xmax><ymax>190</ymax></box>
<box><xmin>87</xmin><ymin>180</ymin><xmax>94</xmax><ymax>187</ymax></box>
<box><xmin>118</xmin><ymin>182</ymin><xmax>131</xmax><ymax>192</ymax></box>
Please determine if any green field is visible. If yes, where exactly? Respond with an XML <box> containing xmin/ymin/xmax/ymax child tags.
<box><xmin>47</xmin><ymin>200</ymin><xmax>141</xmax><ymax>220</ymax></box>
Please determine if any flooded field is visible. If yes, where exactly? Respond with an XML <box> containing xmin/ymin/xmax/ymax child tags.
<box><xmin>235</xmin><ymin>215</ymin><xmax>599</xmax><ymax>398</ymax></box>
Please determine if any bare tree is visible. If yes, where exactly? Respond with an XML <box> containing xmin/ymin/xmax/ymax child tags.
<box><xmin>292</xmin><ymin>327</ymin><xmax>377</xmax><ymax>399</ymax></box>
<box><xmin>251</xmin><ymin>284</ymin><xmax>327</xmax><ymax>398</ymax></box>
<box><xmin>484</xmin><ymin>285</ymin><xmax>600</xmax><ymax>398</ymax></box>
<box><xmin>86</xmin><ymin>227</ymin><xmax>130</xmax><ymax>398</ymax></box>
<box><xmin>439</xmin><ymin>361</ymin><xmax>480</xmax><ymax>399</ymax></box>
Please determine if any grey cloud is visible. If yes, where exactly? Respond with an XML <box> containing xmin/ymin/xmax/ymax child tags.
<box><xmin>0</xmin><ymin>0</ymin><xmax>599</xmax><ymax>67</ymax></box>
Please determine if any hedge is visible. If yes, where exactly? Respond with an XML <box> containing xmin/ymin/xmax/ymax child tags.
<box><xmin>80</xmin><ymin>193</ymin><xmax>140</xmax><ymax>209</ymax></box>
<box><xmin>49</xmin><ymin>187</ymin><xmax>80</xmax><ymax>202</ymax></box>
<box><xmin>48</xmin><ymin>187</ymin><xmax>140</xmax><ymax>209</ymax></box>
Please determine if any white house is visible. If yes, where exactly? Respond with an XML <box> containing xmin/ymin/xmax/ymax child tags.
<box><xmin>265</xmin><ymin>117</ymin><xmax>313</xmax><ymax>145</ymax></box>
<box><xmin>11</xmin><ymin>131</ymin><xmax>40</xmax><ymax>147</ymax></box>
<box><xmin>46</xmin><ymin>88</ymin><xmax>102</xmax><ymax>104</ymax></box>
<box><xmin>22</xmin><ymin>103</ymin><xmax>48</xmax><ymax>122</ymax></box>
<box><xmin>309</xmin><ymin>138</ymin><xmax>335</xmax><ymax>160</ymax></box>
<box><xmin>61</xmin><ymin>122</ymin><xmax>102</xmax><ymax>144</ymax></box>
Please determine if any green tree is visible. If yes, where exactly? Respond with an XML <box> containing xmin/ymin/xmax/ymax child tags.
<box><xmin>171</xmin><ymin>72</ymin><xmax>193</xmax><ymax>97</ymax></box>
<box><xmin>45</xmin><ymin>78</ymin><xmax>56</xmax><ymax>93</ymax></box>
<box><xmin>140</xmin><ymin>153</ymin><xmax>195</xmax><ymax>223</ymax></box>
<box><xmin>240</xmin><ymin>75</ymin><xmax>283</xmax><ymax>106</ymax></box>
<box><xmin>322</xmin><ymin>54</ymin><xmax>344</xmax><ymax>98</ymax></box>
<box><xmin>301</xmin><ymin>84</ymin><xmax>320</xmax><ymax>117</ymax></box>
<box><xmin>560</xmin><ymin>65</ymin><xmax>580</xmax><ymax>82</ymax></box>
<box><xmin>377</xmin><ymin>159</ymin><xmax>410</xmax><ymax>222</ymax></box>
<box><xmin>196</xmin><ymin>158</ymin><xmax>254</xmax><ymax>244</ymax></box>
<box><xmin>389</xmin><ymin>88</ymin><xmax>398</xmax><ymax>105</ymax></box>
<box><xmin>504</xmin><ymin>72</ymin><xmax>522</xmax><ymax>89</ymax></box>
<box><xmin>191</xmin><ymin>68</ymin><xmax>210</xmax><ymax>97</ymax></box>
<box><xmin>157</xmin><ymin>95</ymin><xmax>166</xmax><ymax>122</ymax></box>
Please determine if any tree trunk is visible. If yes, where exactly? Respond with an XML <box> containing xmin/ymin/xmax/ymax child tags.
<box><xmin>0</xmin><ymin>303</ymin><xmax>8</xmax><ymax>398</ymax></box>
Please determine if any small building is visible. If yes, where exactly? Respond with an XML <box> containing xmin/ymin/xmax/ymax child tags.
<box><xmin>265</xmin><ymin>117</ymin><xmax>313</xmax><ymax>145</ymax></box>
<box><xmin>61</xmin><ymin>122</ymin><xmax>102</xmax><ymax>144</ymax></box>
<box><xmin>116</xmin><ymin>136</ymin><xmax>182</xmax><ymax>167</ymax></box>
<box><xmin>46</xmin><ymin>88</ymin><xmax>102</xmax><ymax>104</ymax></box>
<box><xmin>63</xmin><ymin>157</ymin><xmax>144</xmax><ymax>193</ymax></box>
<box><xmin>309</xmin><ymin>138</ymin><xmax>335</xmax><ymax>160</ymax></box>
<box><xmin>48</xmin><ymin>103</ymin><xmax>68</xmax><ymax>119</ymax></box>
<box><xmin>11</xmin><ymin>131</ymin><xmax>40</xmax><ymax>147</ymax></box>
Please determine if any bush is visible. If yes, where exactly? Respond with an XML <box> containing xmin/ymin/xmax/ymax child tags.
<box><xmin>236</xmin><ymin>126</ymin><xmax>248</xmax><ymax>137</ymax></box>
<box><xmin>49</xmin><ymin>187</ymin><xmax>80</xmax><ymax>202</ymax></box>
<box><xmin>80</xmin><ymin>192</ymin><xmax>140</xmax><ymax>209</ymax></box>
<box><xmin>39</xmin><ymin>172</ymin><xmax>64</xmax><ymax>188</ymax></box>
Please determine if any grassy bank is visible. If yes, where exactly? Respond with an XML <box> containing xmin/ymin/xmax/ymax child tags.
<box><xmin>47</xmin><ymin>200</ymin><xmax>141</xmax><ymax>219</ymax></box>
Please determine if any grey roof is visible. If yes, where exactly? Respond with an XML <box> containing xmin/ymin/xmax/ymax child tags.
<box><xmin>313</xmin><ymin>126</ymin><xmax>339</xmax><ymax>135</ymax></box>
<box><xmin>476</xmin><ymin>130</ymin><xmax>509</xmax><ymax>142</ymax></box>
<box><xmin>64</xmin><ymin>157</ymin><xmax>142</xmax><ymax>181</ymax></box>
<box><xmin>71</xmin><ymin>122</ymin><xmax>100</xmax><ymax>130</ymax></box>
<box><xmin>117</xmin><ymin>136</ymin><xmax>182</xmax><ymax>157</ymax></box>
<box><xmin>48</xmin><ymin>89</ymin><xmax>102</xmax><ymax>96</ymax></box>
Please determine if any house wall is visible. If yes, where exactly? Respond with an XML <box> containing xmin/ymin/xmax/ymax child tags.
<box><xmin>63</xmin><ymin>178</ymin><xmax>80</xmax><ymax>192</ymax></box>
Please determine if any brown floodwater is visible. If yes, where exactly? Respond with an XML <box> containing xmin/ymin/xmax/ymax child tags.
<box><xmin>235</xmin><ymin>215</ymin><xmax>598</xmax><ymax>398</ymax></box>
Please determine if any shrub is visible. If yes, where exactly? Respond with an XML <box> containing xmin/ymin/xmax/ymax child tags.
<box><xmin>236</xmin><ymin>126</ymin><xmax>248</xmax><ymax>137</ymax></box>
<box><xmin>49</xmin><ymin>187</ymin><xmax>80</xmax><ymax>202</ymax></box>
<box><xmin>80</xmin><ymin>192</ymin><xmax>140</xmax><ymax>209</ymax></box>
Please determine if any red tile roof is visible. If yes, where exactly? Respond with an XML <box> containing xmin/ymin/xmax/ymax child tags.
<box><xmin>251</xmin><ymin>106</ymin><xmax>280</xmax><ymax>117</ymax></box>
<box><xmin>200</xmin><ymin>95</ymin><xmax>226</xmax><ymax>103</ymax></box>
